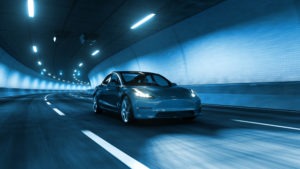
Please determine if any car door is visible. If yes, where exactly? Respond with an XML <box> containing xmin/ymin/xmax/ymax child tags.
<box><xmin>104</xmin><ymin>73</ymin><xmax>122</xmax><ymax>112</ymax></box>
<box><xmin>97</xmin><ymin>74</ymin><xmax>112</xmax><ymax>110</ymax></box>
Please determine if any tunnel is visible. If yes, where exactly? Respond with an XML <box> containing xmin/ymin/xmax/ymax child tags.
<box><xmin>0</xmin><ymin>0</ymin><xmax>299</xmax><ymax>168</ymax></box>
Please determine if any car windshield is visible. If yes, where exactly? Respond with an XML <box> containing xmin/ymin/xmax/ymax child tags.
<box><xmin>120</xmin><ymin>72</ymin><xmax>171</xmax><ymax>87</ymax></box>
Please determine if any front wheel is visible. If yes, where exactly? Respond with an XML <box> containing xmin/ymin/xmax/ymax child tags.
<box><xmin>93</xmin><ymin>96</ymin><xmax>102</xmax><ymax>114</ymax></box>
<box><xmin>120</xmin><ymin>96</ymin><xmax>134</xmax><ymax>124</ymax></box>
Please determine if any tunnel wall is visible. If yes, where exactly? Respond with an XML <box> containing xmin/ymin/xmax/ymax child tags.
<box><xmin>89</xmin><ymin>0</ymin><xmax>300</xmax><ymax>111</ymax></box>
<box><xmin>0</xmin><ymin>48</ymin><xmax>87</xmax><ymax>97</ymax></box>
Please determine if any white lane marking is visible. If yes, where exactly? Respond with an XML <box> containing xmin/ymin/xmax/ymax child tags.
<box><xmin>82</xmin><ymin>130</ymin><xmax>149</xmax><ymax>169</ymax></box>
<box><xmin>233</xmin><ymin>119</ymin><xmax>300</xmax><ymax>131</ymax></box>
<box><xmin>46</xmin><ymin>102</ymin><xmax>51</xmax><ymax>105</ymax></box>
<box><xmin>44</xmin><ymin>94</ymin><xmax>50</xmax><ymax>101</ymax></box>
<box><xmin>52</xmin><ymin>108</ymin><xmax>65</xmax><ymax>116</ymax></box>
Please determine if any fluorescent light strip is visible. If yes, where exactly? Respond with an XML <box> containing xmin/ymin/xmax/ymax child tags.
<box><xmin>27</xmin><ymin>0</ymin><xmax>35</xmax><ymax>18</ymax></box>
<box><xmin>131</xmin><ymin>13</ymin><xmax>155</xmax><ymax>29</ymax></box>
<box><xmin>91</xmin><ymin>50</ymin><xmax>100</xmax><ymax>56</ymax></box>
<box><xmin>32</xmin><ymin>45</ymin><xmax>37</xmax><ymax>53</ymax></box>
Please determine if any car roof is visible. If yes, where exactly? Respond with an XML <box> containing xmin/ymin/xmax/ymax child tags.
<box><xmin>112</xmin><ymin>71</ymin><xmax>157</xmax><ymax>75</ymax></box>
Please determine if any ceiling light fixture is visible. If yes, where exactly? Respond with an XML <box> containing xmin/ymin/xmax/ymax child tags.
<box><xmin>27</xmin><ymin>0</ymin><xmax>35</xmax><ymax>18</ymax></box>
<box><xmin>32</xmin><ymin>45</ymin><xmax>38</xmax><ymax>53</ymax></box>
<box><xmin>53</xmin><ymin>36</ymin><xmax>56</xmax><ymax>42</ymax></box>
<box><xmin>79</xmin><ymin>62</ymin><xmax>83</xmax><ymax>67</ymax></box>
<box><xmin>130</xmin><ymin>13</ymin><xmax>156</xmax><ymax>29</ymax></box>
<box><xmin>59</xmin><ymin>71</ymin><xmax>63</xmax><ymax>76</ymax></box>
<box><xmin>37</xmin><ymin>61</ymin><xmax>42</xmax><ymax>66</ymax></box>
<box><xmin>43</xmin><ymin>68</ymin><xmax>46</xmax><ymax>72</ymax></box>
<box><xmin>91</xmin><ymin>50</ymin><xmax>100</xmax><ymax>56</ymax></box>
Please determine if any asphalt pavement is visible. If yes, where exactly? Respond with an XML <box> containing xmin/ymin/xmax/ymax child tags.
<box><xmin>0</xmin><ymin>93</ymin><xmax>299</xmax><ymax>169</ymax></box>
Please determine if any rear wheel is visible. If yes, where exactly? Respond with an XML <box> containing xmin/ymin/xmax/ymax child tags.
<box><xmin>120</xmin><ymin>96</ymin><xmax>134</xmax><ymax>124</ymax></box>
<box><xmin>93</xmin><ymin>96</ymin><xmax>102</xmax><ymax>114</ymax></box>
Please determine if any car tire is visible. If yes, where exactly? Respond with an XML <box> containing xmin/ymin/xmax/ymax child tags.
<box><xmin>93</xmin><ymin>96</ymin><xmax>102</xmax><ymax>114</ymax></box>
<box><xmin>120</xmin><ymin>96</ymin><xmax>134</xmax><ymax>124</ymax></box>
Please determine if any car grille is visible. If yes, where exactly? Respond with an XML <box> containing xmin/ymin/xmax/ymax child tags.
<box><xmin>156</xmin><ymin>111</ymin><xmax>195</xmax><ymax>118</ymax></box>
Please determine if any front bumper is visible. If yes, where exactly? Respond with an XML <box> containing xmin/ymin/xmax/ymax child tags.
<box><xmin>131</xmin><ymin>97</ymin><xmax>201</xmax><ymax>119</ymax></box>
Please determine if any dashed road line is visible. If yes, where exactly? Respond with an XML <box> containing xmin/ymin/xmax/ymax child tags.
<box><xmin>232</xmin><ymin>119</ymin><xmax>300</xmax><ymax>131</ymax></box>
<box><xmin>82</xmin><ymin>130</ymin><xmax>149</xmax><ymax>169</ymax></box>
<box><xmin>44</xmin><ymin>94</ymin><xmax>65</xmax><ymax>116</ymax></box>
<box><xmin>45</xmin><ymin>94</ymin><xmax>149</xmax><ymax>169</ymax></box>
<box><xmin>52</xmin><ymin>108</ymin><xmax>65</xmax><ymax>116</ymax></box>
<box><xmin>44</xmin><ymin>94</ymin><xmax>50</xmax><ymax>101</ymax></box>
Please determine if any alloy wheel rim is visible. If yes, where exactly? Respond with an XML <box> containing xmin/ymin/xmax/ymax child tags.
<box><xmin>121</xmin><ymin>99</ymin><xmax>129</xmax><ymax>123</ymax></box>
<box><xmin>93</xmin><ymin>98</ymin><xmax>97</xmax><ymax>112</ymax></box>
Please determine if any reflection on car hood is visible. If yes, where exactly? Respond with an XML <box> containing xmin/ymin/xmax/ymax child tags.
<box><xmin>132</xmin><ymin>86</ymin><xmax>192</xmax><ymax>98</ymax></box>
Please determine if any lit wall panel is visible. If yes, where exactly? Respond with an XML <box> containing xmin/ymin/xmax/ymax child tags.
<box><xmin>0</xmin><ymin>48</ymin><xmax>89</xmax><ymax>94</ymax></box>
<box><xmin>89</xmin><ymin>0</ymin><xmax>300</xmax><ymax>87</ymax></box>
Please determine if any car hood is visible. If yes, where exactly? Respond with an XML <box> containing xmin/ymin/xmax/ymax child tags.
<box><xmin>130</xmin><ymin>86</ymin><xmax>192</xmax><ymax>99</ymax></box>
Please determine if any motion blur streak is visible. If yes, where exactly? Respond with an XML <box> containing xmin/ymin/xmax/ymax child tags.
<box><xmin>82</xmin><ymin>130</ymin><xmax>149</xmax><ymax>169</ymax></box>
<box><xmin>143</xmin><ymin>131</ymin><xmax>300</xmax><ymax>168</ymax></box>
<box><xmin>233</xmin><ymin>119</ymin><xmax>300</xmax><ymax>131</ymax></box>
<box><xmin>0</xmin><ymin>92</ymin><xmax>299</xmax><ymax>169</ymax></box>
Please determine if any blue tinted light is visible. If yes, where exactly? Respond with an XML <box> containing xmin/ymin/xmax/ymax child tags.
<box><xmin>27</xmin><ymin>0</ymin><xmax>34</xmax><ymax>18</ymax></box>
<box><xmin>91</xmin><ymin>50</ymin><xmax>100</xmax><ymax>56</ymax></box>
<box><xmin>32</xmin><ymin>45</ymin><xmax>38</xmax><ymax>53</ymax></box>
<box><xmin>131</xmin><ymin>13</ymin><xmax>155</xmax><ymax>29</ymax></box>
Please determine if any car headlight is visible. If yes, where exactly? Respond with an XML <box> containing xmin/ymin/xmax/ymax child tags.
<box><xmin>133</xmin><ymin>88</ymin><xmax>152</xmax><ymax>98</ymax></box>
<box><xmin>190</xmin><ymin>89</ymin><xmax>197</xmax><ymax>98</ymax></box>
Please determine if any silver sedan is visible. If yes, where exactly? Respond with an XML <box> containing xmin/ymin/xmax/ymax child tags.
<box><xmin>93</xmin><ymin>71</ymin><xmax>201</xmax><ymax>123</ymax></box>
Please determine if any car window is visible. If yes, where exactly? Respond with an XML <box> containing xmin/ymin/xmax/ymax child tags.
<box><xmin>110</xmin><ymin>74</ymin><xmax>120</xmax><ymax>85</ymax></box>
<box><xmin>102</xmin><ymin>75</ymin><xmax>111</xmax><ymax>85</ymax></box>
<box><xmin>142</xmin><ymin>75</ymin><xmax>154</xmax><ymax>84</ymax></box>
<box><xmin>152</xmin><ymin>74</ymin><xmax>170</xmax><ymax>87</ymax></box>
<box><xmin>121</xmin><ymin>72</ymin><xmax>171</xmax><ymax>87</ymax></box>
<box><xmin>122</xmin><ymin>73</ymin><xmax>138</xmax><ymax>82</ymax></box>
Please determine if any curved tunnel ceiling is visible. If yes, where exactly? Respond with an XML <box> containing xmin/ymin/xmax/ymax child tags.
<box><xmin>0</xmin><ymin>0</ymin><xmax>223</xmax><ymax>84</ymax></box>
